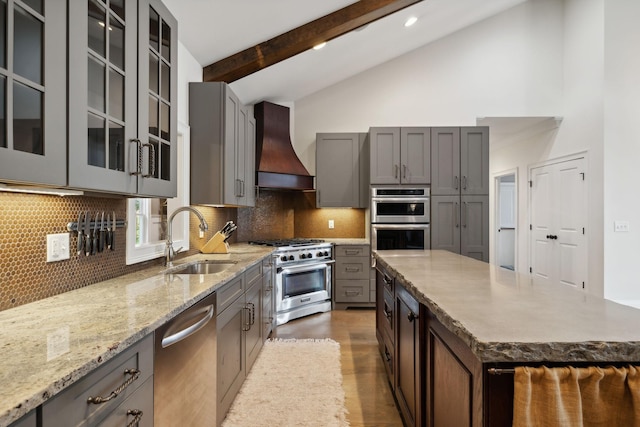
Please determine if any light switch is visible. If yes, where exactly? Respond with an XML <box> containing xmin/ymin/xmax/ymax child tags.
<box><xmin>328</xmin><ymin>219</ymin><xmax>335</xmax><ymax>229</ymax></box>
<box><xmin>47</xmin><ymin>233</ymin><xmax>70</xmax><ymax>262</ymax></box>
<box><xmin>614</xmin><ymin>221</ymin><xmax>630</xmax><ymax>232</ymax></box>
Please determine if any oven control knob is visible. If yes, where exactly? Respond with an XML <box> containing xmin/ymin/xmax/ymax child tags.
<box><xmin>307</xmin><ymin>253</ymin><xmax>313</xmax><ymax>259</ymax></box>
<box><xmin>288</xmin><ymin>255</ymin><xmax>295</xmax><ymax>261</ymax></box>
<box><xmin>323</xmin><ymin>251</ymin><xmax>329</xmax><ymax>256</ymax></box>
<box><xmin>317</xmin><ymin>252</ymin><xmax>323</xmax><ymax>257</ymax></box>
<box><xmin>281</xmin><ymin>256</ymin><xmax>288</xmax><ymax>262</ymax></box>
<box><xmin>300</xmin><ymin>254</ymin><xmax>307</xmax><ymax>259</ymax></box>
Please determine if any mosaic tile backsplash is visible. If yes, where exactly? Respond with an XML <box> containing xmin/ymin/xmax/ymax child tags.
<box><xmin>0</xmin><ymin>189</ymin><xmax>365</xmax><ymax>312</ymax></box>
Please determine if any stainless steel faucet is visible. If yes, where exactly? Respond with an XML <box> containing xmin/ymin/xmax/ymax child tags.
<box><xmin>165</xmin><ymin>206</ymin><xmax>209</xmax><ymax>266</ymax></box>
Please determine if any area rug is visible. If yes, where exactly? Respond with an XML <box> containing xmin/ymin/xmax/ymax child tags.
<box><xmin>222</xmin><ymin>338</ymin><xmax>349</xmax><ymax>427</ymax></box>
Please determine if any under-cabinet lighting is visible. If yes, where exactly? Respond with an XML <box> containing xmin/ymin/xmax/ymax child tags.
<box><xmin>313</xmin><ymin>42</ymin><xmax>327</xmax><ymax>50</ymax></box>
<box><xmin>0</xmin><ymin>183</ymin><xmax>84</xmax><ymax>197</ymax></box>
<box><xmin>404</xmin><ymin>16</ymin><xmax>418</xmax><ymax>27</ymax></box>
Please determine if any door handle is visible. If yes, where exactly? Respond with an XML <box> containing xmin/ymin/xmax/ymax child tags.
<box><xmin>402</xmin><ymin>164</ymin><xmax>407</xmax><ymax>180</ymax></box>
<box><xmin>394</xmin><ymin>164</ymin><xmax>399</xmax><ymax>179</ymax></box>
<box><xmin>454</xmin><ymin>176</ymin><xmax>459</xmax><ymax>190</ymax></box>
<box><xmin>455</xmin><ymin>202</ymin><xmax>460</xmax><ymax>228</ymax></box>
<box><xmin>407</xmin><ymin>311</ymin><xmax>418</xmax><ymax>322</ymax></box>
<box><xmin>462</xmin><ymin>175</ymin><xmax>467</xmax><ymax>190</ymax></box>
<box><xmin>463</xmin><ymin>202</ymin><xmax>468</xmax><ymax>228</ymax></box>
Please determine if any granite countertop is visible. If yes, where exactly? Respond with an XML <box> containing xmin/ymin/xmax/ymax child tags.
<box><xmin>0</xmin><ymin>244</ymin><xmax>274</xmax><ymax>426</ymax></box>
<box><xmin>324</xmin><ymin>238</ymin><xmax>370</xmax><ymax>245</ymax></box>
<box><xmin>374</xmin><ymin>249</ymin><xmax>640</xmax><ymax>364</ymax></box>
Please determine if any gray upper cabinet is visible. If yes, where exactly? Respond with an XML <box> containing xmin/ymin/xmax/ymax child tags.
<box><xmin>431</xmin><ymin>127</ymin><xmax>489</xmax><ymax>196</ymax></box>
<box><xmin>316</xmin><ymin>132</ymin><xmax>368</xmax><ymax>208</ymax></box>
<box><xmin>68</xmin><ymin>0</ymin><xmax>177</xmax><ymax>197</ymax></box>
<box><xmin>369</xmin><ymin>127</ymin><xmax>430</xmax><ymax>185</ymax></box>
<box><xmin>189</xmin><ymin>82</ymin><xmax>255</xmax><ymax>207</ymax></box>
<box><xmin>0</xmin><ymin>2</ymin><xmax>67</xmax><ymax>186</ymax></box>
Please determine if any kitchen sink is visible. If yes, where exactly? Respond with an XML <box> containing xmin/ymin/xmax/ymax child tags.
<box><xmin>166</xmin><ymin>260</ymin><xmax>237</xmax><ymax>275</ymax></box>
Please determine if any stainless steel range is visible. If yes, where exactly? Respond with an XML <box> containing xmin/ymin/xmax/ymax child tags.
<box><xmin>249</xmin><ymin>239</ymin><xmax>333</xmax><ymax>325</ymax></box>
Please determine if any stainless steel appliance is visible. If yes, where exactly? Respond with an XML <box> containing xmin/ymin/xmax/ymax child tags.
<box><xmin>155</xmin><ymin>292</ymin><xmax>217</xmax><ymax>426</ymax></box>
<box><xmin>371</xmin><ymin>186</ymin><xmax>431</xmax><ymax>251</ymax></box>
<box><xmin>249</xmin><ymin>239</ymin><xmax>333</xmax><ymax>325</ymax></box>
<box><xmin>371</xmin><ymin>185</ymin><xmax>430</xmax><ymax>223</ymax></box>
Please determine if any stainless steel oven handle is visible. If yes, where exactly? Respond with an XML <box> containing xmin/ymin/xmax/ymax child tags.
<box><xmin>371</xmin><ymin>224</ymin><xmax>430</xmax><ymax>230</ymax></box>
<box><xmin>371</xmin><ymin>197</ymin><xmax>430</xmax><ymax>203</ymax></box>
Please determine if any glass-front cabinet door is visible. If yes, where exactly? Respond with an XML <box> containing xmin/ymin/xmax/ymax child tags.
<box><xmin>137</xmin><ymin>0</ymin><xmax>177</xmax><ymax>197</ymax></box>
<box><xmin>68</xmin><ymin>0</ymin><xmax>176</xmax><ymax>197</ymax></box>
<box><xmin>0</xmin><ymin>0</ymin><xmax>66</xmax><ymax>186</ymax></box>
<box><xmin>68</xmin><ymin>0</ymin><xmax>137</xmax><ymax>194</ymax></box>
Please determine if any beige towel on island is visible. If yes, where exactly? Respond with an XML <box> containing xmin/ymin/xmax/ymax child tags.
<box><xmin>513</xmin><ymin>365</ymin><xmax>640</xmax><ymax>427</ymax></box>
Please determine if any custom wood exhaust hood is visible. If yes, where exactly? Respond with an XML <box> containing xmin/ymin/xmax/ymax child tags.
<box><xmin>254</xmin><ymin>101</ymin><xmax>314</xmax><ymax>190</ymax></box>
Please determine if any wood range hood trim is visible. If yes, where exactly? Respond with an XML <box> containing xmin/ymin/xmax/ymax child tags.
<box><xmin>254</xmin><ymin>101</ymin><xmax>314</xmax><ymax>191</ymax></box>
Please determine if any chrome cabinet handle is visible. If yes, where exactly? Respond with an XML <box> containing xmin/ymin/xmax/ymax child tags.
<box><xmin>345</xmin><ymin>267</ymin><xmax>360</xmax><ymax>272</ymax></box>
<box><xmin>161</xmin><ymin>305</ymin><xmax>214</xmax><ymax>348</ymax></box>
<box><xmin>455</xmin><ymin>175</ymin><xmax>459</xmax><ymax>190</ymax></box>
<box><xmin>126</xmin><ymin>409</ymin><xmax>143</xmax><ymax>427</ymax></box>
<box><xmin>403</xmin><ymin>164</ymin><xmax>407</xmax><ymax>179</ymax></box>
<box><xmin>87</xmin><ymin>369</ymin><xmax>140</xmax><ymax>404</ymax></box>
<box><xmin>130</xmin><ymin>138</ymin><xmax>142</xmax><ymax>176</ymax></box>
<box><xmin>462</xmin><ymin>175</ymin><xmax>467</xmax><ymax>190</ymax></box>
<box><xmin>394</xmin><ymin>164</ymin><xmax>399</xmax><ymax>179</ymax></box>
<box><xmin>142</xmin><ymin>142</ymin><xmax>155</xmax><ymax>178</ymax></box>
<box><xmin>455</xmin><ymin>202</ymin><xmax>460</xmax><ymax>228</ymax></box>
<box><xmin>345</xmin><ymin>290</ymin><xmax>360</xmax><ymax>296</ymax></box>
<box><xmin>344</xmin><ymin>249</ymin><xmax>360</xmax><ymax>255</ymax></box>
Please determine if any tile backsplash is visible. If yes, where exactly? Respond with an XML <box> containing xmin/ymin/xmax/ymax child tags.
<box><xmin>0</xmin><ymin>189</ymin><xmax>365</xmax><ymax>312</ymax></box>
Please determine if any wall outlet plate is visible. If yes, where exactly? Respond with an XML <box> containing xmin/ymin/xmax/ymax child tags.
<box><xmin>328</xmin><ymin>219</ymin><xmax>335</xmax><ymax>229</ymax></box>
<box><xmin>614</xmin><ymin>221</ymin><xmax>630</xmax><ymax>232</ymax></box>
<box><xmin>47</xmin><ymin>233</ymin><xmax>70</xmax><ymax>262</ymax></box>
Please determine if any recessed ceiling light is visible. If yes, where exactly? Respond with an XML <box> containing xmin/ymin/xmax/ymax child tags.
<box><xmin>313</xmin><ymin>42</ymin><xmax>327</xmax><ymax>50</ymax></box>
<box><xmin>404</xmin><ymin>16</ymin><xmax>418</xmax><ymax>27</ymax></box>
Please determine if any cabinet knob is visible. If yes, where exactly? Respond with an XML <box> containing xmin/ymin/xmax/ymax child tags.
<box><xmin>407</xmin><ymin>311</ymin><xmax>418</xmax><ymax>322</ymax></box>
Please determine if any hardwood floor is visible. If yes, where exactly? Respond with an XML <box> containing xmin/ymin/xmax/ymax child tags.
<box><xmin>274</xmin><ymin>308</ymin><xmax>404</xmax><ymax>427</ymax></box>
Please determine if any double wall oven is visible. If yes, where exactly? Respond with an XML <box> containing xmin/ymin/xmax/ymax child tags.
<box><xmin>371</xmin><ymin>186</ymin><xmax>430</xmax><ymax>251</ymax></box>
<box><xmin>249</xmin><ymin>239</ymin><xmax>333</xmax><ymax>325</ymax></box>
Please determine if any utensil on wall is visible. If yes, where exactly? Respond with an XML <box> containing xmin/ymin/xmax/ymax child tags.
<box><xmin>76</xmin><ymin>211</ymin><xmax>85</xmax><ymax>256</ymax></box>
<box><xmin>83</xmin><ymin>211</ymin><xmax>91</xmax><ymax>256</ymax></box>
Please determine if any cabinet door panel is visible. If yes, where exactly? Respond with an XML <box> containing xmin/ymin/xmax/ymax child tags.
<box><xmin>217</xmin><ymin>298</ymin><xmax>245</xmax><ymax>426</ymax></box>
<box><xmin>396</xmin><ymin>286</ymin><xmax>420</xmax><ymax>426</ymax></box>
<box><xmin>0</xmin><ymin>2</ymin><xmax>66</xmax><ymax>186</ymax></box>
<box><xmin>431</xmin><ymin>332</ymin><xmax>472</xmax><ymax>427</ymax></box>
<box><xmin>461</xmin><ymin>195</ymin><xmax>489</xmax><ymax>262</ymax></box>
<box><xmin>316</xmin><ymin>133</ymin><xmax>360</xmax><ymax>207</ymax></box>
<box><xmin>460</xmin><ymin>127</ymin><xmax>489</xmax><ymax>195</ymax></box>
<box><xmin>245</xmin><ymin>280</ymin><xmax>263</xmax><ymax>372</ymax></box>
<box><xmin>401</xmin><ymin>127</ymin><xmax>430</xmax><ymax>184</ymax></box>
<box><xmin>430</xmin><ymin>127</ymin><xmax>460</xmax><ymax>196</ymax></box>
<box><xmin>430</xmin><ymin>195</ymin><xmax>461</xmax><ymax>254</ymax></box>
<box><xmin>370</xmin><ymin>127</ymin><xmax>400</xmax><ymax>184</ymax></box>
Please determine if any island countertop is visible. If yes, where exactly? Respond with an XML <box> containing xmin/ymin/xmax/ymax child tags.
<box><xmin>0</xmin><ymin>244</ymin><xmax>275</xmax><ymax>426</ymax></box>
<box><xmin>373</xmin><ymin>250</ymin><xmax>640</xmax><ymax>364</ymax></box>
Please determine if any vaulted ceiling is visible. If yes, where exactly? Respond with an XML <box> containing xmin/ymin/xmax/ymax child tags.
<box><xmin>163</xmin><ymin>0</ymin><xmax>527</xmax><ymax>105</ymax></box>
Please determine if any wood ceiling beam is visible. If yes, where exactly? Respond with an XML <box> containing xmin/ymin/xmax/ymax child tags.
<box><xmin>203</xmin><ymin>0</ymin><xmax>423</xmax><ymax>83</ymax></box>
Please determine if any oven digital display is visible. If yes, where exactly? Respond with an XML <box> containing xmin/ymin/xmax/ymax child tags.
<box><xmin>375</xmin><ymin>201</ymin><xmax>425</xmax><ymax>217</ymax></box>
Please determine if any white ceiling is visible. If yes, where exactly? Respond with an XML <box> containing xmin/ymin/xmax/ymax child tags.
<box><xmin>163</xmin><ymin>0</ymin><xmax>527</xmax><ymax>105</ymax></box>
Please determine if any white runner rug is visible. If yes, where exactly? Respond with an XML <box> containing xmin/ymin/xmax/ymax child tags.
<box><xmin>222</xmin><ymin>338</ymin><xmax>349</xmax><ymax>427</ymax></box>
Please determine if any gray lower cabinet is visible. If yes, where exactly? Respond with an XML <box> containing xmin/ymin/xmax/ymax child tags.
<box><xmin>369</xmin><ymin>127</ymin><xmax>430</xmax><ymax>185</ymax></box>
<box><xmin>8</xmin><ymin>410</ymin><xmax>35</xmax><ymax>427</ymax></box>
<box><xmin>0</xmin><ymin>2</ymin><xmax>67</xmax><ymax>187</ymax></box>
<box><xmin>333</xmin><ymin>244</ymin><xmax>375</xmax><ymax>309</ymax></box>
<box><xmin>42</xmin><ymin>334</ymin><xmax>154</xmax><ymax>427</ymax></box>
<box><xmin>395</xmin><ymin>283</ymin><xmax>421</xmax><ymax>427</ymax></box>
<box><xmin>431</xmin><ymin>195</ymin><xmax>489</xmax><ymax>262</ymax></box>
<box><xmin>315</xmin><ymin>132</ymin><xmax>369</xmax><ymax>208</ymax></box>
<box><xmin>216</xmin><ymin>262</ymin><xmax>263</xmax><ymax>426</ymax></box>
<box><xmin>262</xmin><ymin>256</ymin><xmax>276</xmax><ymax>339</ymax></box>
<box><xmin>190</xmin><ymin>82</ymin><xmax>255</xmax><ymax>207</ymax></box>
<box><xmin>68</xmin><ymin>0</ymin><xmax>178</xmax><ymax>196</ymax></box>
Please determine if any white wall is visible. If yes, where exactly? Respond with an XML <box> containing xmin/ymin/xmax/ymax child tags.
<box><xmin>603</xmin><ymin>0</ymin><xmax>640</xmax><ymax>301</ymax></box>
<box><xmin>177</xmin><ymin>41</ymin><xmax>203</xmax><ymax>125</ymax></box>
<box><xmin>292</xmin><ymin>0</ymin><xmax>617</xmax><ymax>297</ymax></box>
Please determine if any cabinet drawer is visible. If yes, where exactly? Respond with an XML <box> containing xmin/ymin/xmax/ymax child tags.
<box><xmin>335</xmin><ymin>245</ymin><xmax>369</xmax><ymax>257</ymax></box>
<box><xmin>98</xmin><ymin>377</ymin><xmax>153</xmax><ymax>427</ymax></box>
<box><xmin>381</xmin><ymin>331</ymin><xmax>395</xmax><ymax>389</ymax></box>
<box><xmin>217</xmin><ymin>275</ymin><xmax>244</xmax><ymax>313</ymax></box>
<box><xmin>42</xmin><ymin>334</ymin><xmax>153</xmax><ymax>427</ymax></box>
<box><xmin>245</xmin><ymin>263</ymin><xmax>262</xmax><ymax>288</ymax></box>
<box><xmin>381</xmin><ymin>288</ymin><xmax>394</xmax><ymax>342</ymax></box>
<box><xmin>335</xmin><ymin>280</ymin><xmax>370</xmax><ymax>302</ymax></box>
<box><xmin>335</xmin><ymin>258</ymin><xmax>369</xmax><ymax>280</ymax></box>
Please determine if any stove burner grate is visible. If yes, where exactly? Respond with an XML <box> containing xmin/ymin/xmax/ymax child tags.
<box><xmin>249</xmin><ymin>238</ymin><xmax>326</xmax><ymax>247</ymax></box>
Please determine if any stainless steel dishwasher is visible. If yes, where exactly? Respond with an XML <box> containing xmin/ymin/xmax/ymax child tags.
<box><xmin>154</xmin><ymin>292</ymin><xmax>217</xmax><ymax>426</ymax></box>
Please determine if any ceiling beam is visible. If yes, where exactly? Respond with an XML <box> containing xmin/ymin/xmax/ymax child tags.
<box><xmin>203</xmin><ymin>0</ymin><xmax>423</xmax><ymax>83</ymax></box>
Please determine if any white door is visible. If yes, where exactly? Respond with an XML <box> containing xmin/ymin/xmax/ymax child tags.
<box><xmin>530</xmin><ymin>157</ymin><xmax>587</xmax><ymax>289</ymax></box>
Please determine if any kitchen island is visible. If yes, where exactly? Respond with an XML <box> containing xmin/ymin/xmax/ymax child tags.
<box><xmin>373</xmin><ymin>249</ymin><xmax>640</xmax><ymax>426</ymax></box>
<box><xmin>0</xmin><ymin>244</ymin><xmax>274</xmax><ymax>426</ymax></box>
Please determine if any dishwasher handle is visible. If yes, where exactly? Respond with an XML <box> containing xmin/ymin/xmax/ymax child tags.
<box><xmin>161</xmin><ymin>304</ymin><xmax>215</xmax><ymax>348</ymax></box>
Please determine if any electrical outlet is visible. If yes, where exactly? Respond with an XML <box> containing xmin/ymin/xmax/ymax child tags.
<box><xmin>328</xmin><ymin>219</ymin><xmax>335</xmax><ymax>229</ymax></box>
<box><xmin>614</xmin><ymin>221</ymin><xmax>630</xmax><ymax>232</ymax></box>
<box><xmin>47</xmin><ymin>233</ymin><xmax>70</xmax><ymax>262</ymax></box>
